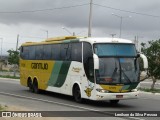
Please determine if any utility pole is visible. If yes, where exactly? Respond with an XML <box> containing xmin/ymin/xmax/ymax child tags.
<box><xmin>88</xmin><ymin>0</ymin><xmax>93</xmax><ymax>37</ymax></box>
<box><xmin>16</xmin><ymin>34</ymin><xmax>19</xmax><ymax>51</ymax></box>
<box><xmin>46</xmin><ymin>30</ymin><xmax>48</xmax><ymax>39</ymax></box>
<box><xmin>134</xmin><ymin>35</ymin><xmax>140</xmax><ymax>52</ymax></box>
<box><xmin>0</xmin><ymin>38</ymin><xmax>3</xmax><ymax>60</ymax></box>
<box><xmin>112</xmin><ymin>13</ymin><xmax>131</xmax><ymax>38</ymax></box>
<box><xmin>62</xmin><ymin>27</ymin><xmax>75</xmax><ymax>36</ymax></box>
<box><xmin>41</xmin><ymin>29</ymin><xmax>48</xmax><ymax>39</ymax></box>
<box><xmin>134</xmin><ymin>35</ymin><xmax>144</xmax><ymax>52</ymax></box>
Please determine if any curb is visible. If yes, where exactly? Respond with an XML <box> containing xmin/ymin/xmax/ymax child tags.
<box><xmin>139</xmin><ymin>91</ymin><xmax>160</xmax><ymax>96</ymax></box>
<box><xmin>0</xmin><ymin>77</ymin><xmax>20</xmax><ymax>81</ymax></box>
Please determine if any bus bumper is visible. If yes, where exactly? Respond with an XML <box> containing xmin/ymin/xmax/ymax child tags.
<box><xmin>95</xmin><ymin>91</ymin><xmax>139</xmax><ymax>101</ymax></box>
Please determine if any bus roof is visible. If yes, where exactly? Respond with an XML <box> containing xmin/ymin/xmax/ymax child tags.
<box><xmin>80</xmin><ymin>37</ymin><xmax>133</xmax><ymax>44</ymax></box>
<box><xmin>21</xmin><ymin>36</ymin><xmax>134</xmax><ymax>46</ymax></box>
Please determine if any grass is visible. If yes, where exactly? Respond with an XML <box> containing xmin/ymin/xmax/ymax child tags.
<box><xmin>0</xmin><ymin>104</ymin><xmax>7</xmax><ymax>111</ymax></box>
<box><xmin>138</xmin><ymin>87</ymin><xmax>160</xmax><ymax>93</ymax></box>
<box><xmin>0</xmin><ymin>75</ymin><xmax>20</xmax><ymax>79</ymax></box>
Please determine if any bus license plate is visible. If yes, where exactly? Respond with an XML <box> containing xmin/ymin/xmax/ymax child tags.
<box><xmin>116</xmin><ymin>95</ymin><xmax>123</xmax><ymax>98</ymax></box>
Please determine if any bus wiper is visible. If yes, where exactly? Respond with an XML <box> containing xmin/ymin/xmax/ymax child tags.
<box><xmin>121</xmin><ymin>70</ymin><xmax>132</xmax><ymax>83</ymax></box>
<box><xmin>112</xmin><ymin>61</ymin><xmax>118</xmax><ymax>78</ymax></box>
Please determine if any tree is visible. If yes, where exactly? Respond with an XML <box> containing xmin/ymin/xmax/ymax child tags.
<box><xmin>7</xmin><ymin>49</ymin><xmax>19</xmax><ymax>65</ymax></box>
<box><xmin>141</xmin><ymin>39</ymin><xmax>160</xmax><ymax>89</ymax></box>
<box><xmin>7</xmin><ymin>49</ymin><xmax>19</xmax><ymax>76</ymax></box>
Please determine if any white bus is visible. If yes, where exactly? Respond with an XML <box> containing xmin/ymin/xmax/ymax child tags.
<box><xmin>20</xmin><ymin>36</ymin><xmax>148</xmax><ymax>104</ymax></box>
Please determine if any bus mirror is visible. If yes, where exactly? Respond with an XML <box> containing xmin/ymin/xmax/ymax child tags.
<box><xmin>140</xmin><ymin>70</ymin><xmax>149</xmax><ymax>81</ymax></box>
<box><xmin>136</xmin><ymin>53</ymin><xmax>140</xmax><ymax>58</ymax></box>
<box><xmin>140</xmin><ymin>53</ymin><xmax>149</xmax><ymax>81</ymax></box>
<box><xmin>93</xmin><ymin>54</ymin><xmax>99</xmax><ymax>69</ymax></box>
<box><xmin>140</xmin><ymin>53</ymin><xmax>148</xmax><ymax>69</ymax></box>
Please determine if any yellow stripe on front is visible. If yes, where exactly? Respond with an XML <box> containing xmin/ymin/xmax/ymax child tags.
<box><xmin>100</xmin><ymin>85</ymin><xmax>129</xmax><ymax>93</ymax></box>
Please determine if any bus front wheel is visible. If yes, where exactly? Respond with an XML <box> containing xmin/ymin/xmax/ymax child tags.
<box><xmin>73</xmin><ymin>85</ymin><xmax>82</xmax><ymax>103</ymax></box>
<box><xmin>109</xmin><ymin>100</ymin><xmax>119</xmax><ymax>104</ymax></box>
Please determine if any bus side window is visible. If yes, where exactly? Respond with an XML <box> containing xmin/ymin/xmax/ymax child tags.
<box><xmin>88</xmin><ymin>58</ymin><xmax>94</xmax><ymax>77</ymax></box>
<box><xmin>71</xmin><ymin>42</ymin><xmax>82</xmax><ymax>62</ymax></box>
<box><xmin>35</xmin><ymin>45</ymin><xmax>44</xmax><ymax>60</ymax></box>
<box><xmin>28</xmin><ymin>46</ymin><xmax>36</xmax><ymax>60</ymax></box>
<box><xmin>23</xmin><ymin>47</ymin><xmax>29</xmax><ymax>60</ymax></box>
<box><xmin>83</xmin><ymin>42</ymin><xmax>94</xmax><ymax>82</ymax></box>
<box><xmin>20</xmin><ymin>47</ymin><xmax>24</xmax><ymax>59</ymax></box>
<box><xmin>60</xmin><ymin>44</ymin><xmax>71</xmax><ymax>61</ymax></box>
<box><xmin>52</xmin><ymin>44</ymin><xmax>61</xmax><ymax>60</ymax></box>
<box><xmin>43</xmin><ymin>45</ymin><xmax>52</xmax><ymax>60</ymax></box>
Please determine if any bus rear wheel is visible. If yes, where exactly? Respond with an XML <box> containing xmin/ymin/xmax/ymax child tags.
<box><xmin>33</xmin><ymin>80</ymin><xmax>39</xmax><ymax>94</ymax></box>
<box><xmin>73</xmin><ymin>85</ymin><xmax>82</xmax><ymax>103</ymax></box>
<box><xmin>28</xmin><ymin>79</ymin><xmax>33</xmax><ymax>92</ymax></box>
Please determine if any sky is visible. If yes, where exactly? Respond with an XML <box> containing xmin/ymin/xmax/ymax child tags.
<box><xmin>0</xmin><ymin>0</ymin><xmax>160</xmax><ymax>55</ymax></box>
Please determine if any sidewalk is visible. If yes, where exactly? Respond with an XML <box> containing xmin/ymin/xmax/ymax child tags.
<box><xmin>0</xmin><ymin>71</ymin><xmax>20</xmax><ymax>77</ymax></box>
<box><xmin>141</xmin><ymin>79</ymin><xmax>160</xmax><ymax>83</ymax></box>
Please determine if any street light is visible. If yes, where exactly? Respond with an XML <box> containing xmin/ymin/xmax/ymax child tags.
<box><xmin>112</xmin><ymin>13</ymin><xmax>131</xmax><ymax>38</ymax></box>
<box><xmin>110</xmin><ymin>34</ymin><xmax>116</xmax><ymax>38</ymax></box>
<box><xmin>62</xmin><ymin>27</ymin><xmax>75</xmax><ymax>36</ymax></box>
<box><xmin>88</xmin><ymin>0</ymin><xmax>93</xmax><ymax>37</ymax></box>
<box><xmin>41</xmin><ymin>29</ymin><xmax>48</xmax><ymax>39</ymax></box>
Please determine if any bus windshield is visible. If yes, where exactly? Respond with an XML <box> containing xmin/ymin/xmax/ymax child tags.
<box><xmin>94</xmin><ymin>43</ymin><xmax>136</xmax><ymax>57</ymax></box>
<box><xmin>94</xmin><ymin>43</ymin><xmax>139</xmax><ymax>84</ymax></box>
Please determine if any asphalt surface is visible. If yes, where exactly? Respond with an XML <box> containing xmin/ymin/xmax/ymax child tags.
<box><xmin>0</xmin><ymin>78</ymin><xmax>160</xmax><ymax>120</ymax></box>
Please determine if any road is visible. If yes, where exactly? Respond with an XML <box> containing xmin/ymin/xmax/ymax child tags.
<box><xmin>0</xmin><ymin>78</ymin><xmax>160</xmax><ymax>120</ymax></box>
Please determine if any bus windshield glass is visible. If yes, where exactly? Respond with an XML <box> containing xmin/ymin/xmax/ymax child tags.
<box><xmin>94</xmin><ymin>43</ymin><xmax>136</xmax><ymax>57</ymax></box>
<box><xmin>94</xmin><ymin>43</ymin><xmax>139</xmax><ymax>84</ymax></box>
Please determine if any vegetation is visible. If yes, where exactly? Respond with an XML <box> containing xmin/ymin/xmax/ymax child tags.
<box><xmin>7</xmin><ymin>49</ymin><xmax>19</xmax><ymax>77</ymax></box>
<box><xmin>0</xmin><ymin>104</ymin><xmax>7</xmax><ymax>111</ymax></box>
<box><xmin>7</xmin><ymin>49</ymin><xmax>19</xmax><ymax>65</ymax></box>
<box><xmin>141</xmin><ymin>39</ymin><xmax>160</xmax><ymax>89</ymax></box>
<box><xmin>139</xmin><ymin>87</ymin><xmax>160</xmax><ymax>93</ymax></box>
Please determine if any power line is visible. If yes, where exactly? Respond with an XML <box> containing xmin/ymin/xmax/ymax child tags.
<box><xmin>0</xmin><ymin>3</ymin><xmax>89</xmax><ymax>14</ymax></box>
<box><xmin>93</xmin><ymin>3</ymin><xmax>160</xmax><ymax>18</ymax></box>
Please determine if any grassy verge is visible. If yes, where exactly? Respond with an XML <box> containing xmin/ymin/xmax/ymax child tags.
<box><xmin>0</xmin><ymin>104</ymin><xmax>7</xmax><ymax>111</ymax></box>
<box><xmin>0</xmin><ymin>75</ymin><xmax>20</xmax><ymax>79</ymax></box>
<box><xmin>138</xmin><ymin>87</ymin><xmax>160</xmax><ymax>93</ymax></box>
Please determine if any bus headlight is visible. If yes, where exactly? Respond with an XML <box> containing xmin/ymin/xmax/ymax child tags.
<box><xmin>96</xmin><ymin>89</ymin><xmax>109</xmax><ymax>93</ymax></box>
<box><xmin>131</xmin><ymin>89</ymin><xmax>138</xmax><ymax>92</ymax></box>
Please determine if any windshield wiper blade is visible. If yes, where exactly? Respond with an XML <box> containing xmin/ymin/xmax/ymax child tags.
<box><xmin>112</xmin><ymin>60</ymin><xmax>118</xmax><ymax>78</ymax></box>
<box><xmin>121</xmin><ymin>70</ymin><xmax>132</xmax><ymax>83</ymax></box>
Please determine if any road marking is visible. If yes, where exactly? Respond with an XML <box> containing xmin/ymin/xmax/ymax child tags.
<box><xmin>0</xmin><ymin>91</ymin><xmax>149</xmax><ymax>120</ymax></box>
<box><xmin>0</xmin><ymin>91</ymin><xmax>101</xmax><ymax>111</ymax></box>
<box><xmin>0</xmin><ymin>91</ymin><xmax>119</xmax><ymax>117</ymax></box>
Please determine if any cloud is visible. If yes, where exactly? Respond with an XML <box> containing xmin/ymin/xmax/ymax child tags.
<box><xmin>0</xmin><ymin>0</ymin><xmax>160</xmax><ymax>55</ymax></box>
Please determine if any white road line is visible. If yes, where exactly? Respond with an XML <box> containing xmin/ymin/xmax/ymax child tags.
<box><xmin>0</xmin><ymin>91</ymin><xmax>100</xmax><ymax>112</ymax></box>
<box><xmin>0</xmin><ymin>91</ymin><xmax>148</xmax><ymax>120</ymax></box>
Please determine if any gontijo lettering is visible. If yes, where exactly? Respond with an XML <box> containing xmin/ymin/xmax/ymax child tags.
<box><xmin>31</xmin><ymin>63</ymin><xmax>48</xmax><ymax>70</ymax></box>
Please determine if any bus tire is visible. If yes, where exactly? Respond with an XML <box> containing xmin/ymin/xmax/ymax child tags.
<box><xmin>109</xmin><ymin>100</ymin><xmax>119</xmax><ymax>104</ymax></box>
<box><xmin>33</xmin><ymin>79</ymin><xmax>39</xmax><ymax>94</ymax></box>
<box><xmin>73</xmin><ymin>85</ymin><xmax>82</xmax><ymax>103</ymax></box>
<box><xmin>28</xmin><ymin>78</ymin><xmax>33</xmax><ymax>92</ymax></box>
